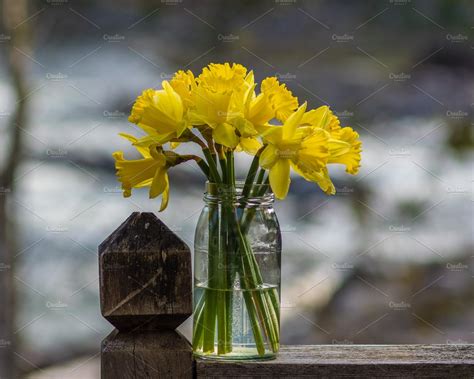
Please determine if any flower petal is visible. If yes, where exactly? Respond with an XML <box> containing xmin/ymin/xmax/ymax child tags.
<box><xmin>170</xmin><ymin>70</ymin><xmax>196</xmax><ymax>109</ymax></box>
<box><xmin>113</xmin><ymin>151</ymin><xmax>162</xmax><ymax>198</ymax></box>
<box><xmin>292</xmin><ymin>163</ymin><xmax>335</xmax><ymax>195</ymax></box>
<box><xmin>269</xmin><ymin>159</ymin><xmax>291</xmax><ymax>199</ymax></box>
<box><xmin>259</xmin><ymin>144</ymin><xmax>279</xmax><ymax>169</ymax></box>
<box><xmin>118</xmin><ymin>133</ymin><xmax>151</xmax><ymax>158</ymax></box>
<box><xmin>301</xmin><ymin>105</ymin><xmax>330</xmax><ymax>129</ymax></box>
<box><xmin>133</xmin><ymin>132</ymin><xmax>176</xmax><ymax>148</ymax></box>
<box><xmin>159</xmin><ymin>174</ymin><xmax>170</xmax><ymax>211</ymax></box>
<box><xmin>239</xmin><ymin>137</ymin><xmax>262</xmax><ymax>155</ymax></box>
<box><xmin>212</xmin><ymin>122</ymin><xmax>239</xmax><ymax>148</ymax></box>
<box><xmin>149</xmin><ymin>167</ymin><xmax>167</xmax><ymax>199</ymax></box>
<box><xmin>282</xmin><ymin>102</ymin><xmax>307</xmax><ymax>140</ymax></box>
<box><xmin>328</xmin><ymin>127</ymin><xmax>362</xmax><ymax>174</ymax></box>
<box><xmin>261</xmin><ymin>77</ymin><xmax>298</xmax><ymax>121</ymax></box>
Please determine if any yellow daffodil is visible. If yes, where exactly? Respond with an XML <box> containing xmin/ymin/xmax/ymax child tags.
<box><xmin>301</xmin><ymin>105</ymin><xmax>362</xmax><ymax>175</ymax></box>
<box><xmin>189</xmin><ymin>63</ymin><xmax>248</xmax><ymax>148</ymax></box>
<box><xmin>129</xmin><ymin>81</ymin><xmax>189</xmax><ymax>145</ymax></box>
<box><xmin>259</xmin><ymin>103</ymin><xmax>332</xmax><ymax>199</ymax></box>
<box><xmin>228</xmin><ymin>75</ymin><xmax>298</xmax><ymax>154</ymax></box>
<box><xmin>327</xmin><ymin>125</ymin><xmax>362</xmax><ymax>175</ymax></box>
<box><xmin>119</xmin><ymin>62</ymin><xmax>362</xmax><ymax>209</ymax></box>
<box><xmin>113</xmin><ymin>140</ymin><xmax>170</xmax><ymax>211</ymax></box>
<box><xmin>256</xmin><ymin>77</ymin><xmax>298</xmax><ymax>123</ymax></box>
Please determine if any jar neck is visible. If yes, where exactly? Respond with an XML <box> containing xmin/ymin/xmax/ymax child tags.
<box><xmin>204</xmin><ymin>181</ymin><xmax>274</xmax><ymax>207</ymax></box>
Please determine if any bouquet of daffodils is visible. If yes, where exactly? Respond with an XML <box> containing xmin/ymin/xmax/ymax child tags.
<box><xmin>114</xmin><ymin>63</ymin><xmax>361</xmax><ymax>357</ymax></box>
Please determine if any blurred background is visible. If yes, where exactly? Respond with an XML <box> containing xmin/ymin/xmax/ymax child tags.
<box><xmin>0</xmin><ymin>0</ymin><xmax>472</xmax><ymax>377</ymax></box>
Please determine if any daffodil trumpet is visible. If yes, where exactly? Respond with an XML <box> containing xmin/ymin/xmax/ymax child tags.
<box><xmin>113</xmin><ymin>63</ymin><xmax>362</xmax><ymax>359</ymax></box>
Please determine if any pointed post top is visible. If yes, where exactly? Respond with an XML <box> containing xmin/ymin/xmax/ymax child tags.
<box><xmin>99</xmin><ymin>212</ymin><xmax>187</xmax><ymax>255</ymax></box>
<box><xmin>99</xmin><ymin>212</ymin><xmax>192</xmax><ymax>331</ymax></box>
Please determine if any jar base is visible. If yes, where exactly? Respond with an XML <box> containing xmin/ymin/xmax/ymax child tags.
<box><xmin>193</xmin><ymin>346</ymin><xmax>277</xmax><ymax>361</ymax></box>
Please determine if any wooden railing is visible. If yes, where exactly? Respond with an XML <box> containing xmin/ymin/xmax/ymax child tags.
<box><xmin>99</xmin><ymin>212</ymin><xmax>473</xmax><ymax>378</ymax></box>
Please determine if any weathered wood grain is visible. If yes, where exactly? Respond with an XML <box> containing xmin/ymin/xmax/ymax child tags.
<box><xmin>196</xmin><ymin>344</ymin><xmax>474</xmax><ymax>378</ymax></box>
<box><xmin>102</xmin><ymin>329</ymin><xmax>193</xmax><ymax>379</ymax></box>
<box><xmin>99</xmin><ymin>212</ymin><xmax>192</xmax><ymax>331</ymax></box>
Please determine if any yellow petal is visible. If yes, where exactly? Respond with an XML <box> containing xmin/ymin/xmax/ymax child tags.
<box><xmin>327</xmin><ymin>138</ymin><xmax>351</xmax><ymax>157</ymax></box>
<box><xmin>311</xmin><ymin>168</ymin><xmax>336</xmax><ymax>195</ymax></box>
<box><xmin>176</xmin><ymin>119</ymin><xmax>189</xmax><ymax>137</ymax></box>
<box><xmin>259</xmin><ymin>144</ymin><xmax>279</xmax><ymax>169</ymax></box>
<box><xmin>170</xmin><ymin>70</ymin><xmax>196</xmax><ymax>109</ymax></box>
<box><xmin>260</xmin><ymin>124</ymin><xmax>283</xmax><ymax>145</ymax></box>
<box><xmin>248</xmin><ymin>93</ymin><xmax>274</xmax><ymax>126</ymax></box>
<box><xmin>159</xmin><ymin>174</ymin><xmax>170</xmax><ymax>211</ymax></box>
<box><xmin>261</xmin><ymin>77</ymin><xmax>298</xmax><ymax>121</ymax></box>
<box><xmin>150</xmin><ymin>167</ymin><xmax>167</xmax><ymax>199</ymax></box>
<box><xmin>161</xmin><ymin>81</ymin><xmax>185</xmax><ymax>126</ymax></box>
<box><xmin>301</xmin><ymin>106</ymin><xmax>330</xmax><ymax>129</ymax></box>
<box><xmin>295</xmin><ymin>128</ymin><xmax>330</xmax><ymax>173</ymax></box>
<box><xmin>232</xmin><ymin>117</ymin><xmax>258</xmax><ymax>137</ymax></box>
<box><xmin>129</xmin><ymin>86</ymin><xmax>183</xmax><ymax>136</ymax></box>
<box><xmin>239</xmin><ymin>137</ymin><xmax>262</xmax><ymax>155</ymax></box>
<box><xmin>325</xmin><ymin>110</ymin><xmax>341</xmax><ymax>132</ymax></box>
<box><xmin>118</xmin><ymin>133</ymin><xmax>151</xmax><ymax>158</ymax></box>
<box><xmin>198</xmin><ymin>63</ymin><xmax>247</xmax><ymax>92</ymax></box>
<box><xmin>113</xmin><ymin>151</ymin><xmax>164</xmax><ymax>197</ymax></box>
<box><xmin>212</xmin><ymin>123</ymin><xmax>239</xmax><ymax>148</ymax></box>
<box><xmin>193</xmin><ymin>85</ymin><xmax>234</xmax><ymax>125</ymax></box>
<box><xmin>269</xmin><ymin>159</ymin><xmax>291</xmax><ymax>199</ymax></box>
<box><xmin>133</xmin><ymin>132</ymin><xmax>175</xmax><ymax>148</ymax></box>
<box><xmin>282</xmin><ymin>102</ymin><xmax>307</xmax><ymax>140</ymax></box>
<box><xmin>292</xmin><ymin>163</ymin><xmax>335</xmax><ymax>195</ymax></box>
<box><xmin>328</xmin><ymin>127</ymin><xmax>362</xmax><ymax>174</ymax></box>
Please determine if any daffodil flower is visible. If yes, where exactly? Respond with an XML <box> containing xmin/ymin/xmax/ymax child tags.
<box><xmin>129</xmin><ymin>81</ymin><xmax>189</xmax><ymax>144</ymax></box>
<box><xmin>119</xmin><ymin>62</ymin><xmax>362</xmax><ymax>204</ymax></box>
<box><xmin>301</xmin><ymin>105</ymin><xmax>362</xmax><ymax>175</ymax></box>
<box><xmin>187</xmin><ymin>63</ymin><xmax>247</xmax><ymax>148</ymax></box>
<box><xmin>229</xmin><ymin>75</ymin><xmax>299</xmax><ymax>154</ymax></box>
<box><xmin>259</xmin><ymin>103</ymin><xmax>332</xmax><ymax>199</ymax></box>
<box><xmin>113</xmin><ymin>143</ymin><xmax>170</xmax><ymax>211</ymax></box>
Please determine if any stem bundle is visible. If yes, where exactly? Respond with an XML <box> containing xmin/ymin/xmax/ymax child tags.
<box><xmin>193</xmin><ymin>144</ymin><xmax>280</xmax><ymax>357</ymax></box>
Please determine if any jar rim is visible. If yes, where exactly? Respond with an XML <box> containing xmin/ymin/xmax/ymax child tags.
<box><xmin>205</xmin><ymin>180</ymin><xmax>270</xmax><ymax>193</ymax></box>
<box><xmin>204</xmin><ymin>181</ymin><xmax>274</xmax><ymax>204</ymax></box>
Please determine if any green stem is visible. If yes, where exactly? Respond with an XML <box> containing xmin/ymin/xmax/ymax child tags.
<box><xmin>238</xmin><ymin>172</ymin><xmax>280</xmax><ymax>352</ymax></box>
<box><xmin>219</xmin><ymin>157</ymin><xmax>227</xmax><ymax>183</ymax></box>
<box><xmin>252</xmin><ymin>168</ymin><xmax>266</xmax><ymax>196</ymax></box>
<box><xmin>194</xmin><ymin>156</ymin><xmax>279</xmax><ymax>357</ymax></box>
<box><xmin>240</xmin><ymin>173</ymin><xmax>269</xmax><ymax>234</ymax></box>
<box><xmin>196</xmin><ymin>158</ymin><xmax>210</xmax><ymax>178</ymax></box>
<box><xmin>227</xmin><ymin>152</ymin><xmax>236</xmax><ymax>353</ymax></box>
<box><xmin>202</xmin><ymin>202</ymin><xmax>218</xmax><ymax>352</ymax></box>
<box><xmin>203</xmin><ymin>148</ymin><xmax>221</xmax><ymax>184</ymax></box>
<box><xmin>241</xmin><ymin>290</ymin><xmax>266</xmax><ymax>355</ymax></box>
<box><xmin>220</xmin><ymin>205</ymin><xmax>233</xmax><ymax>354</ymax></box>
<box><xmin>216</xmin><ymin>144</ymin><xmax>227</xmax><ymax>183</ymax></box>
<box><xmin>242</xmin><ymin>152</ymin><xmax>260</xmax><ymax>199</ymax></box>
<box><xmin>192</xmin><ymin>291</ymin><xmax>206</xmax><ymax>350</ymax></box>
<box><xmin>236</xmin><ymin>221</ymin><xmax>279</xmax><ymax>353</ymax></box>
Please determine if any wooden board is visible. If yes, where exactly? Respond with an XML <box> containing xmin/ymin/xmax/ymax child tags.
<box><xmin>195</xmin><ymin>344</ymin><xmax>474</xmax><ymax>378</ymax></box>
<box><xmin>102</xmin><ymin>329</ymin><xmax>193</xmax><ymax>379</ymax></box>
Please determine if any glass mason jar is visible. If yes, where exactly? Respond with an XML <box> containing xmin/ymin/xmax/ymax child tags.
<box><xmin>193</xmin><ymin>182</ymin><xmax>281</xmax><ymax>360</ymax></box>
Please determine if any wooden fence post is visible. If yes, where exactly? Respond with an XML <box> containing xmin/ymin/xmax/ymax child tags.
<box><xmin>99</xmin><ymin>212</ymin><xmax>193</xmax><ymax>378</ymax></box>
